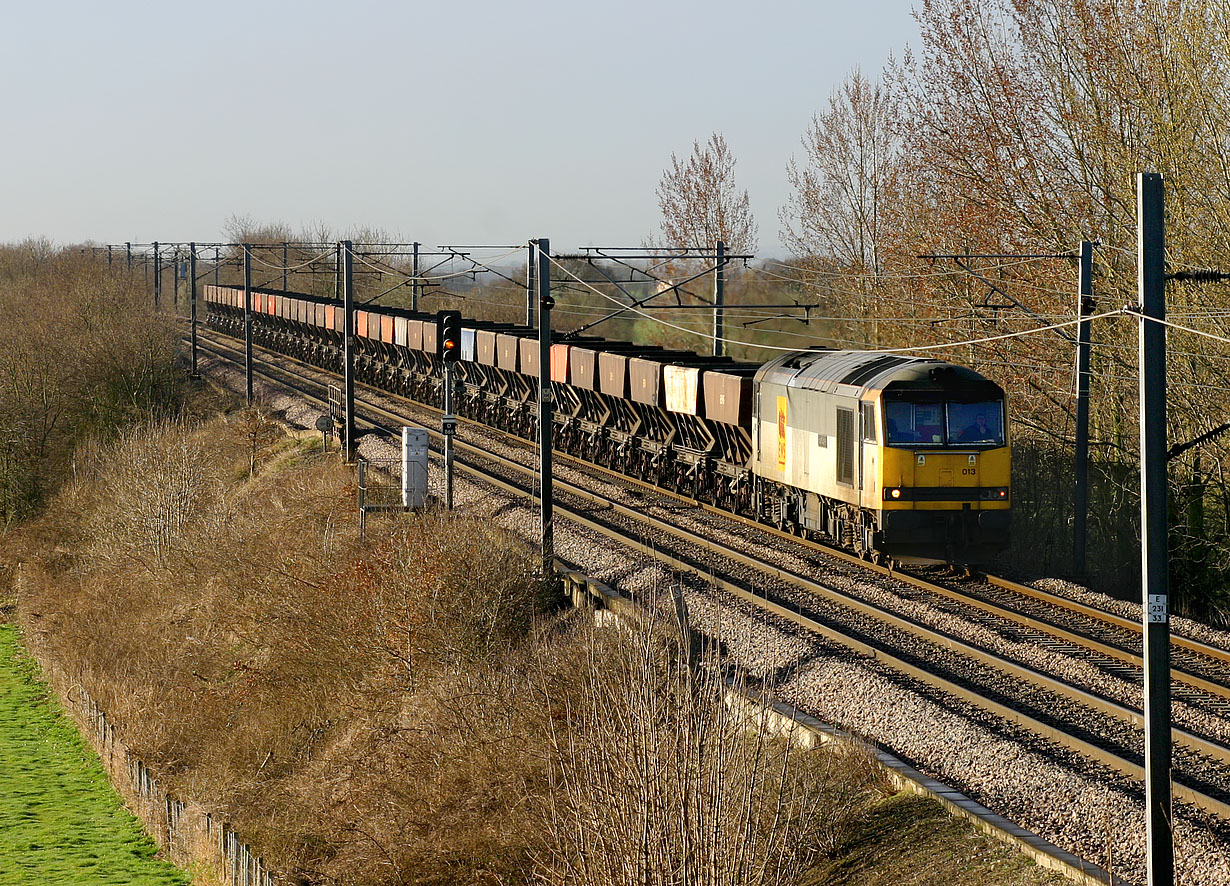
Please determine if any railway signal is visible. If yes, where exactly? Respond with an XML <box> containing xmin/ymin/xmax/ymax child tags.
<box><xmin>438</xmin><ymin>310</ymin><xmax>461</xmax><ymax>363</ymax></box>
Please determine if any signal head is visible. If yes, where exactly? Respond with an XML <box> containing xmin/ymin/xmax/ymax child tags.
<box><xmin>437</xmin><ymin>310</ymin><xmax>462</xmax><ymax>363</ymax></box>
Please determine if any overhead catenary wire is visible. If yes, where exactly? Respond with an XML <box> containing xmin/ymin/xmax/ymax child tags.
<box><xmin>752</xmin><ymin>253</ymin><xmax>1062</xmax><ymax>285</ymax></box>
<box><xmin>748</xmin><ymin>255</ymin><xmax>1176</xmax><ymax>305</ymax></box>
<box><xmin>543</xmin><ymin>251</ymin><xmax>1138</xmax><ymax>355</ymax></box>
<box><xmin>245</xmin><ymin>246</ymin><xmax>336</xmax><ymax>273</ymax></box>
<box><xmin>426</xmin><ymin>247</ymin><xmax>531</xmax><ymax>289</ymax></box>
<box><xmin>139</xmin><ymin>240</ymin><xmax>527</xmax><ymax>287</ymax></box>
<box><xmin>193</xmin><ymin>248</ymin><xmax>1230</xmax><ymax>356</ymax></box>
<box><xmin>743</xmin><ymin>268</ymin><xmax>1096</xmax><ymax>316</ymax></box>
<box><xmin>188</xmin><ymin>239</ymin><xmax>1134</xmax><ymax>321</ymax></box>
<box><xmin>1141</xmin><ymin>312</ymin><xmax>1230</xmax><ymax>348</ymax></box>
<box><xmin>167</xmin><ymin>237</ymin><xmax>1230</xmax><ymax>366</ymax></box>
<box><xmin>346</xmin><ymin>259</ymin><xmax>1227</xmax><ymax>389</ymax></box>
<box><xmin>445</xmin><ymin>285</ymin><xmax>1113</xmax><ymax>366</ymax></box>
<box><xmin>350</xmin><ymin>245</ymin><xmax>524</xmax><ymax>285</ymax></box>
<box><xmin>546</xmin><ymin>254</ymin><xmax>802</xmax><ymax>351</ymax></box>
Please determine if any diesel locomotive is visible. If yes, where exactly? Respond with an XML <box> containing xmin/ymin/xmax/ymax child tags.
<box><xmin>753</xmin><ymin>349</ymin><xmax>1010</xmax><ymax>565</ymax></box>
<box><xmin>203</xmin><ymin>284</ymin><xmax>1011</xmax><ymax>565</ymax></box>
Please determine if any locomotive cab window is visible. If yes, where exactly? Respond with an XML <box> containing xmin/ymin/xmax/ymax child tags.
<box><xmin>861</xmin><ymin>402</ymin><xmax>877</xmax><ymax>442</ymax></box>
<box><xmin>946</xmin><ymin>401</ymin><xmax>1005</xmax><ymax>446</ymax></box>
<box><xmin>885</xmin><ymin>401</ymin><xmax>944</xmax><ymax>445</ymax></box>
<box><xmin>885</xmin><ymin>399</ymin><xmax>1004</xmax><ymax>447</ymax></box>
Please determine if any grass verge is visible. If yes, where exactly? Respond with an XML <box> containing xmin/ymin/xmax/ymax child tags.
<box><xmin>806</xmin><ymin>792</ymin><xmax>1067</xmax><ymax>885</ymax></box>
<box><xmin>0</xmin><ymin>622</ymin><xmax>188</xmax><ymax>886</ymax></box>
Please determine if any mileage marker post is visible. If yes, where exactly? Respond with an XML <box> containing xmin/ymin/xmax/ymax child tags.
<box><xmin>1137</xmin><ymin>171</ymin><xmax>1173</xmax><ymax>886</ymax></box>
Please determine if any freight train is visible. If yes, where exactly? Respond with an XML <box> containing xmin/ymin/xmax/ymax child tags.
<box><xmin>204</xmin><ymin>285</ymin><xmax>1011</xmax><ymax>565</ymax></box>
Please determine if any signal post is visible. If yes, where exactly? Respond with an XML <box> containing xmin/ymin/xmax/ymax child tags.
<box><xmin>537</xmin><ymin>238</ymin><xmax>554</xmax><ymax>582</ymax></box>
<box><xmin>438</xmin><ymin>310</ymin><xmax>461</xmax><ymax>510</ymax></box>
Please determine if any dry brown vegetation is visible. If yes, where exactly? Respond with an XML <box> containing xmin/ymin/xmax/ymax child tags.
<box><xmin>10</xmin><ymin>412</ymin><xmax>908</xmax><ymax>885</ymax></box>
<box><xmin>536</xmin><ymin>626</ymin><xmax>885</xmax><ymax>885</ymax></box>
<box><xmin>0</xmin><ymin>240</ymin><xmax>1067</xmax><ymax>886</ymax></box>
<box><xmin>14</xmin><ymin>413</ymin><xmax>550</xmax><ymax>882</ymax></box>
<box><xmin>0</xmin><ymin>243</ymin><xmax>182</xmax><ymax>528</ymax></box>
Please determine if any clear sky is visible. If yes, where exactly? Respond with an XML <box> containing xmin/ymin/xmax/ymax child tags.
<box><xmin>3</xmin><ymin>0</ymin><xmax>918</xmax><ymax>258</ymax></box>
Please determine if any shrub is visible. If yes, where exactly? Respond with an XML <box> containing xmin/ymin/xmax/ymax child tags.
<box><xmin>0</xmin><ymin>247</ymin><xmax>181</xmax><ymax>527</ymax></box>
<box><xmin>532</xmin><ymin>611</ymin><xmax>888</xmax><ymax>886</ymax></box>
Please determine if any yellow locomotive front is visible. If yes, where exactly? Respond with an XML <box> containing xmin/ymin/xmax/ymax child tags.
<box><xmin>876</xmin><ymin>379</ymin><xmax>1011</xmax><ymax>563</ymax></box>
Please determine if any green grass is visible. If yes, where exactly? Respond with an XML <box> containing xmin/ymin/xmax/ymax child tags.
<box><xmin>0</xmin><ymin>624</ymin><xmax>189</xmax><ymax>886</ymax></box>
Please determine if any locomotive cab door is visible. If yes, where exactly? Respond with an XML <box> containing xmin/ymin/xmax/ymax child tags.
<box><xmin>859</xmin><ymin>400</ymin><xmax>877</xmax><ymax>503</ymax></box>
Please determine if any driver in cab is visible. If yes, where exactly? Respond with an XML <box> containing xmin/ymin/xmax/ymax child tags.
<box><xmin>960</xmin><ymin>413</ymin><xmax>995</xmax><ymax>442</ymax></box>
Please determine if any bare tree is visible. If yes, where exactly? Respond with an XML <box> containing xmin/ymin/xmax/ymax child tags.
<box><xmin>773</xmin><ymin>0</ymin><xmax>1230</xmax><ymax>607</ymax></box>
<box><xmin>781</xmin><ymin>68</ymin><xmax>898</xmax><ymax>276</ymax></box>
<box><xmin>656</xmin><ymin>133</ymin><xmax>758</xmax><ymax>254</ymax></box>
<box><xmin>535</xmin><ymin>605</ymin><xmax>885</xmax><ymax>886</ymax></box>
<box><xmin>89</xmin><ymin>419</ymin><xmax>215</xmax><ymax>567</ymax></box>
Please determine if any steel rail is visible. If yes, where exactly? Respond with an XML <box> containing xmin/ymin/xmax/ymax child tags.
<box><xmin>678</xmin><ymin>489</ymin><xmax>1230</xmax><ymax>692</ymax></box>
<box><xmin>181</xmin><ymin>321</ymin><xmax>1230</xmax><ymax>677</ymax></box>
<box><xmin>526</xmin><ymin>416</ymin><xmax>1230</xmax><ymax>705</ymax></box>
<box><xmin>565</xmin><ymin>438</ymin><xmax>1230</xmax><ymax>702</ymax></box>
<box><xmin>984</xmin><ymin>574</ymin><xmax>1230</xmax><ymax>669</ymax></box>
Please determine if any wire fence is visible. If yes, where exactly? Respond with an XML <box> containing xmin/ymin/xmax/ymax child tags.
<box><xmin>64</xmin><ymin>671</ymin><xmax>281</xmax><ymax>885</ymax></box>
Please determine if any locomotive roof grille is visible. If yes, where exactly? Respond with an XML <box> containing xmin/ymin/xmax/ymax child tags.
<box><xmin>840</xmin><ymin>354</ymin><xmax>912</xmax><ymax>386</ymax></box>
<box><xmin>882</xmin><ymin>366</ymin><xmax>1004</xmax><ymax>401</ymax></box>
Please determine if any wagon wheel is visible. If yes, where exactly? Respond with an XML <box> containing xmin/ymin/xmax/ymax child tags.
<box><xmin>774</xmin><ymin>505</ymin><xmax>789</xmax><ymax>533</ymax></box>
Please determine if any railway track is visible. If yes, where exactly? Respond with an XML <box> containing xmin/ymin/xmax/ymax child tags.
<box><xmin>192</xmin><ymin>327</ymin><xmax>1230</xmax><ymax>883</ymax></box>
<box><xmin>193</xmin><ymin>333</ymin><xmax>1230</xmax><ymax>694</ymax></box>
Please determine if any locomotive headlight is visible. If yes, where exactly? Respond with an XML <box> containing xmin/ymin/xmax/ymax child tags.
<box><xmin>980</xmin><ymin>487</ymin><xmax>1009</xmax><ymax>500</ymax></box>
<box><xmin>885</xmin><ymin>487</ymin><xmax>903</xmax><ymax>500</ymax></box>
